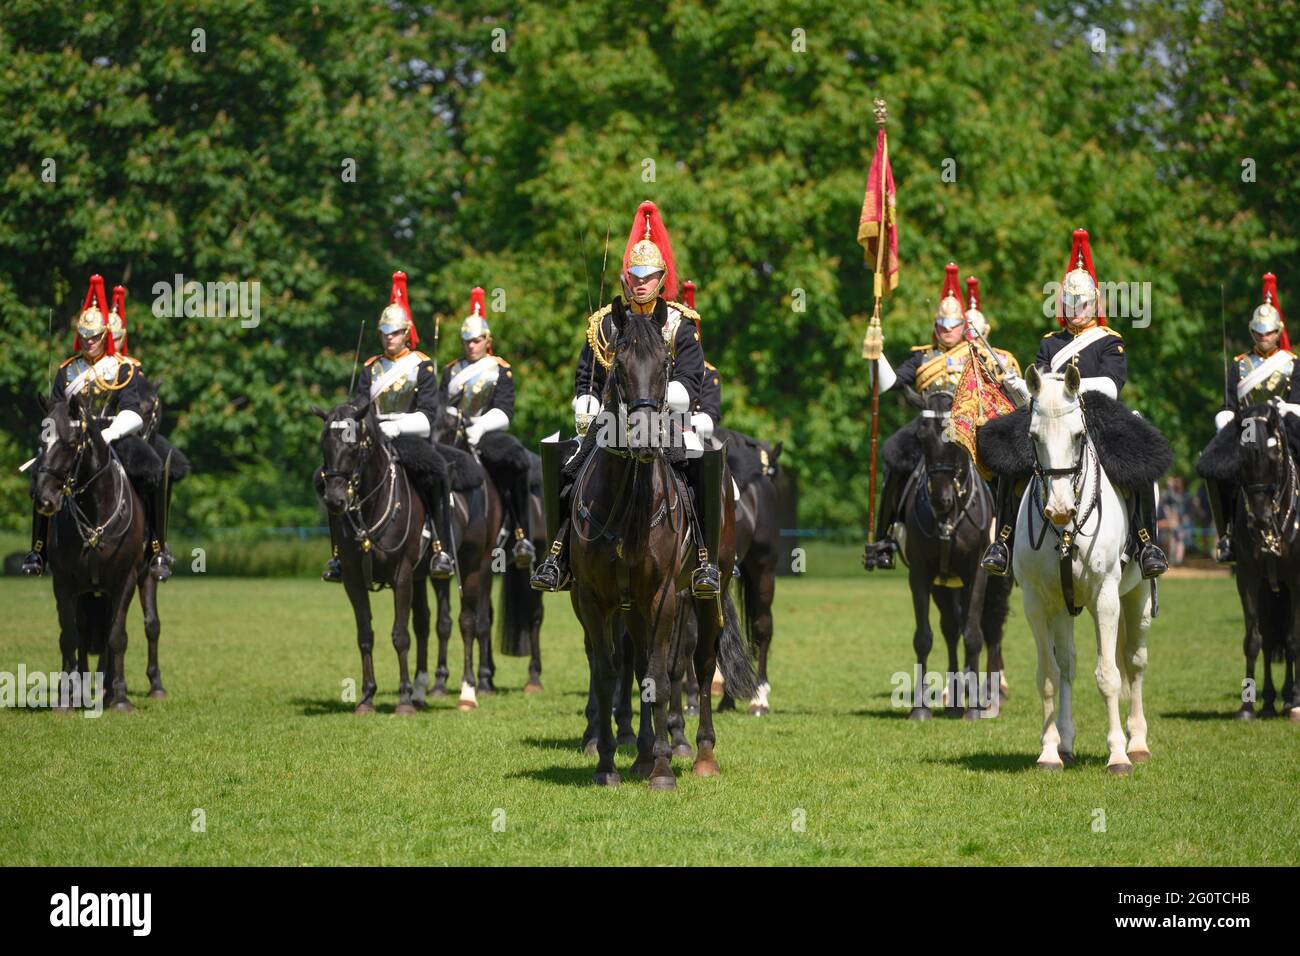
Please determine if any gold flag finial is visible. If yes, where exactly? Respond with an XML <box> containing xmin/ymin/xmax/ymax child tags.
<box><xmin>873</xmin><ymin>98</ymin><xmax>888</xmax><ymax>128</ymax></box>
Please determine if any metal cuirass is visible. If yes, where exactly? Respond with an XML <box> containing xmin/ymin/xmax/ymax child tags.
<box><xmin>446</xmin><ymin>357</ymin><xmax>500</xmax><ymax>417</ymax></box>
<box><xmin>1238</xmin><ymin>351</ymin><xmax>1295</xmax><ymax>406</ymax></box>
<box><xmin>63</xmin><ymin>355</ymin><xmax>129</xmax><ymax>420</ymax></box>
<box><xmin>372</xmin><ymin>354</ymin><xmax>422</xmax><ymax>415</ymax></box>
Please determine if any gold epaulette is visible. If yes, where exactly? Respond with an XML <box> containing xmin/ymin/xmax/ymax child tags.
<box><xmin>911</xmin><ymin>344</ymin><xmax>932</xmax><ymax>351</ymax></box>
<box><xmin>364</xmin><ymin>354</ymin><xmax>380</xmax><ymax>367</ymax></box>
<box><xmin>1100</xmin><ymin>326</ymin><xmax>1123</xmax><ymax>338</ymax></box>
<box><xmin>1042</xmin><ymin>330</ymin><xmax>1059</xmax><ymax>338</ymax></box>
<box><xmin>665</xmin><ymin>301</ymin><xmax>700</xmax><ymax>324</ymax></box>
<box><xmin>59</xmin><ymin>355</ymin><xmax>78</xmax><ymax>369</ymax></box>
<box><xmin>1234</xmin><ymin>352</ymin><xmax>1249</xmax><ymax>362</ymax></box>
<box><xmin>412</xmin><ymin>350</ymin><xmax>430</xmax><ymax>361</ymax></box>
<box><xmin>704</xmin><ymin>360</ymin><xmax>717</xmax><ymax>372</ymax></box>
<box><xmin>587</xmin><ymin>304</ymin><xmax>614</xmax><ymax>370</ymax></box>
<box><xmin>120</xmin><ymin>355</ymin><xmax>141</xmax><ymax>367</ymax></box>
<box><xmin>444</xmin><ymin>358</ymin><xmax>459</xmax><ymax>369</ymax></box>
<box><xmin>494</xmin><ymin>356</ymin><xmax>511</xmax><ymax>368</ymax></box>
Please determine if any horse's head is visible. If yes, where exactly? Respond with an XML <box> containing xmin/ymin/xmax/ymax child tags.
<box><xmin>32</xmin><ymin>399</ymin><xmax>96</xmax><ymax>516</ymax></box>
<box><xmin>1026</xmin><ymin>365</ymin><xmax>1086</xmax><ymax>526</ymax></box>
<box><xmin>917</xmin><ymin>390</ymin><xmax>963</xmax><ymax>518</ymax></box>
<box><xmin>314</xmin><ymin>398</ymin><xmax>376</xmax><ymax>515</ymax></box>
<box><xmin>1237</xmin><ymin>402</ymin><xmax>1292</xmax><ymax>554</ymax></box>
<box><xmin>609</xmin><ymin>304</ymin><xmax>668</xmax><ymax>463</ymax></box>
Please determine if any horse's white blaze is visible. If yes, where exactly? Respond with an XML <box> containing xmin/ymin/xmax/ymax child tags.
<box><xmin>1014</xmin><ymin>373</ymin><xmax>1152</xmax><ymax>771</ymax></box>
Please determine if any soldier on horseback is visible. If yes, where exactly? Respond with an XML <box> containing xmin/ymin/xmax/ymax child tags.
<box><xmin>530</xmin><ymin>200</ymin><xmax>721</xmax><ymax>598</ymax></box>
<box><xmin>24</xmin><ymin>275</ymin><xmax>172</xmax><ymax>582</ymax></box>
<box><xmin>979</xmin><ymin>228</ymin><xmax>1168</xmax><ymax>579</ymax></box>
<box><xmin>321</xmin><ymin>272</ymin><xmax>455</xmax><ymax>582</ymax></box>
<box><xmin>440</xmin><ymin>286</ymin><xmax>535</xmax><ymax>569</ymax></box>
<box><xmin>1205</xmin><ymin>273</ymin><xmax>1300</xmax><ymax>563</ymax></box>
<box><xmin>863</xmin><ymin>264</ymin><xmax>1022</xmax><ymax>571</ymax></box>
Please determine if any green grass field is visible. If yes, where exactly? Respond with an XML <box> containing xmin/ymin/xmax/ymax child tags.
<box><xmin>1</xmin><ymin>547</ymin><xmax>1296</xmax><ymax>866</ymax></box>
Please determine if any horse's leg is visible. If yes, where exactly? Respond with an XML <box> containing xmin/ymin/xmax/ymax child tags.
<box><xmin>667</xmin><ymin>599</ymin><xmax>693</xmax><ymax>759</ymax></box>
<box><xmin>1238</xmin><ymin>577</ymin><xmax>1263</xmax><ymax>719</ymax></box>
<box><xmin>909</xmin><ymin>568</ymin><xmax>934</xmax><ymax>720</ymax></box>
<box><xmin>581</xmin><ymin>624</ymin><xmax>600</xmax><ymax>757</ymax></box>
<box><xmin>962</xmin><ymin>572</ymin><xmax>988</xmax><ymax>719</ymax></box>
<box><xmin>614</xmin><ymin>629</ymin><xmax>637</xmax><ymax>746</ymax></box>
<box><xmin>1053</xmin><ymin>610</ymin><xmax>1078</xmax><ymax>765</ymax></box>
<box><xmin>1286</xmin><ymin>589</ymin><xmax>1300</xmax><ymax>721</ymax></box>
<box><xmin>630</xmin><ymin>636</ymin><xmax>656</xmax><ymax>778</ymax></box>
<box><xmin>432</xmin><ymin>577</ymin><xmax>451</xmax><ymax>697</ymax></box>
<box><xmin>1025</xmin><ymin>589</ymin><xmax>1064</xmax><ymax>769</ymax></box>
<box><xmin>343</xmin><ymin>573</ymin><xmax>377</xmax><ymax>713</ymax></box>
<box><xmin>935</xmin><ymin>586</ymin><xmax>963</xmax><ymax>717</ymax></box>
<box><xmin>1091</xmin><ymin>581</ymin><xmax>1129</xmax><ymax>774</ymax></box>
<box><xmin>52</xmin><ymin>574</ymin><xmax>81</xmax><ymax>714</ymax></box>
<box><xmin>692</xmin><ymin>593</ymin><xmax>723</xmax><ymax>776</ymax></box>
<box><xmin>578</xmin><ymin>596</ymin><xmax>619</xmax><ymax>786</ymax></box>
<box><xmin>456</xmin><ymin>566</ymin><xmax>480</xmax><ymax>711</ymax></box>
<box><xmin>477</xmin><ymin>559</ymin><xmax>496</xmax><ymax>694</ymax></box>
<box><xmin>1120</xmin><ymin>584</ymin><xmax>1153</xmax><ymax>761</ymax></box>
<box><xmin>640</xmin><ymin>587</ymin><xmax>679</xmax><ymax>790</ymax></box>
<box><xmin>412</xmin><ymin>574</ymin><xmax>430</xmax><ymax>709</ymax></box>
<box><xmin>525</xmin><ymin>591</ymin><xmax>544</xmax><ymax>692</ymax></box>
<box><xmin>391</xmin><ymin>562</ymin><xmax>416</xmax><ymax>715</ymax></box>
<box><xmin>747</xmin><ymin>562</ymin><xmax>776</xmax><ymax>716</ymax></box>
<box><xmin>140</xmin><ymin>571</ymin><xmax>165</xmax><ymax>700</ymax></box>
<box><xmin>106</xmin><ymin>573</ymin><xmax>137</xmax><ymax>712</ymax></box>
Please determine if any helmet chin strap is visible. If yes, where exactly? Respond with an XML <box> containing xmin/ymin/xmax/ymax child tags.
<box><xmin>622</xmin><ymin>273</ymin><xmax>663</xmax><ymax>307</ymax></box>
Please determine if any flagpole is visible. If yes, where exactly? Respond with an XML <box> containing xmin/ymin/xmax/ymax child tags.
<box><xmin>863</xmin><ymin>99</ymin><xmax>889</xmax><ymax>549</ymax></box>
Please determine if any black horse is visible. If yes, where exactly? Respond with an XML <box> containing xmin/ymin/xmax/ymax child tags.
<box><xmin>570</xmin><ymin>307</ymin><xmax>755</xmax><ymax>788</ymax></box>
<box><xmin>1199</xmin><ymin>403</ymin><xmax>1300</xmax><ymax>720</ymax></box>
<box><xmin>893</xmin><ymin>389</ymin><xmax>1010</xmax><ymax>720</ymax></box>
<box><xmin>316</xmin><ymin>400</ymin><xmax>431</xmax><ymax>715</ymax></box>
<box><xmin>33</xmin><ymin>399</ymin><xmax>150</xmax><ymax>712</ymax></box>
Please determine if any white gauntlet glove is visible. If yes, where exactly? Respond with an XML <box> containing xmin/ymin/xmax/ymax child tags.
<box><xmin>573</xmin><ymin>395</ymin><xmax>600</xmax><ymax>437</ymax></box>
<box><xmin>379</xmin><ymin>412</ymin><xmax>430</xmax><ymax>440</ymax></box>
<box><xmin>690</xmin><ymin>412</ymin><xmax>714</xmax><ymax>442</ymax></box>
<box><xmin>1079</xmin><ymin>376</ymin><xmax>1118</xmax><ymax>400</ymax></box>
<box><xmin>100</xmin><ymin>410</ymin><xmax>143</xmax><ymax>443</ymax></box>
<box><xmin>466</xmin><ymin>407</ymin><xmax>509</xmax><ymax>447</ymax></box>
<box><xmin>665</xmin><ymin>380</ymin><xmax>690</xmax><ymax>413</ymax></box>
<box><xmin>1274</xmin><ymin>399</ymin><xmax>1300</xmax><ymax>419</ymax></box>
<box><xmin>1002</xmin><ymin>372</ymin><xmax>1031</xmax><ymax>405</ymax></box>
<box><xmin>1214</xmin><ymin>409</ymin><xmax>1235</xmax><ymax>432</ymax></box>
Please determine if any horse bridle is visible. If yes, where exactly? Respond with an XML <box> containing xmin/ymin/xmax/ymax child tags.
<box><xmin>916</xmin><ymin>408</ymin><xmax>981</xmax><ymax>578</ymax></box>
<box><xmin>323</xmin><ymin>417</ymin><xmax>412</xmax><ymax>565</ymax></box>
<box><xmin>38</xmin><ymin>414</ymin><xmax>131</xmax><ymax>551</ymax></box>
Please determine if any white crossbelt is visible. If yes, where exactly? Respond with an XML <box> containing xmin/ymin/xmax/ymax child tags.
<box><xmin>446</xmin><ymin>355</ymin><xmax>497</xmax><ymax>398</ymax></box>
<box><xmin>1049</xmin><ymin>325</ymin><xmax>1109</xmax><ymax>372</ymax></box>
<box><xmin>1237</xmin><ymin>350</ymin><xmax>1292</xmax><ymax>403</ymax></box>
<box><xmin>369</xmin><ymin>351</ymin><xmax>424</xmax><ymax>400</ymax></box>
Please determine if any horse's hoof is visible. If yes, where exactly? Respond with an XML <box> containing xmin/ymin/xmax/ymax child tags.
<box><xmin>1036</xmin><ymin>759</ymin><xmax>1064</xmax><ymax>771</ymax></box>
<box><xmin>672</xmin><ymin>742</ymin><xmax>694</xmax><ymax>759</ymax></box>
<box><xmin>1059</xmin><ymin>751</ymin><xmax>1077</xmax><ymax>767</ymax></box>
<box><xmin>692</xmin><ymin>757</ymin><xmax>721</xmax><ymax>777</ymax></box>
<box><xmin>748</xmin><ymin>704</ymin><xmax>770</xmax><ymax>717</ymax></box>
<box><xmin>908</xmin><ymin>707</ymin><xmax>931</xmax><ymax>722</ymax></box>
<box><xmin>616</xmin><ymin>732</ymin><xmax>637</xmax><ymax>749</ymax></box>
<box><xmin>394</xmin><ymin>702</ymin><xmax>417</xmax><ymax>716</ymax></box>
<box><xmin>717</xmin><ymin>696</ymin><xmax>736</xmax><ymax>712</ymax></box>
<box><xmin>147</xmin><ymin>688</ymin><xmax>167</xmax><ymax>700</ymax></box>
<box><xmin>1107</xmin><ymin>761</ymin><xmax>1133</xmax><ymax>776</ymax></box>
<box><xmin>110</xmin><ymin>699</ymin><xmax>134</xmax><ymax>714</ymax></box>
<box><xmin>1235</xmin><ymin>707</ymin><xmax>1255</xmax><ymax>721</ymax></box>
<box><xmin>1290</xmin><ymin>708</ymin><xmax>1300</xmax><ymax>724</ymax></box>
<box><xmin>1260</xmin><ymin>707</ymin><xmax>1278</xmax><ymax>720</ymax></box>
<box><xmin>962</xmin><ymin>708</ymin><xmax>981</xmax><ymax>721</ymax></box>
<box><xmin>457</xmin><ymin>699</ymin><xmax>477</xmax><ymax>712</ymax></box>
<box><xmin>477</xmin><ymin>687</ymin><xmax>496</xmax><ymax>698</ymax></box>
<box><xmin>628</xmin><ymin>758</ymin><xmax>655</xmax><ymax>779</ymax></box>
<box><xmin>1127</xmin><ymin>749</ymin><xmax>1150</xmax><ymax>764</ymax></box>
<box><xmin>583</xmin><ymin>739</ymin><xmax>600</xmax><ymax>758</ymax></box>
<box><xmin>593</xmin><ymin>771</ymin><xmax>621</xmax><ymax>788</ymax></box>
<box><xmin>411</xmin><ymin>698</ymin><xmax>428</xmax><ymax>711</ymax></box>
<box><xmin>430</xmin><ymin>687</ymin><xmax>447</xmax><ymax>699</ymax></box>
<box><xmin>648</xmin><ymin>774</ymin><xmax>677</xmax><ymax>791</ymax></box>
<box><xmin>684</xmin><ymin>704</ymin><xmax>700</xmax><ymax>717</ymax></box>
<box><xmin>523</xmin><ymin>681</ymin><xmax>544</xmax><ymax>694</ymax></box>
<box><xmin>354</xmin><ymin>702</ymin><xmax>375</xmax><ymax>715</ymax></box>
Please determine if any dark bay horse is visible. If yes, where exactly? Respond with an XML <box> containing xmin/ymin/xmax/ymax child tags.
<box><xmin>570</xmin><ymin>307</ymin><xmax>755</xmax><ymax>788</ymax></box>
<box><xmin>316</xmin><ymin>400</ymin><xmax>430</xmax><ymax>715</ymax></box>
<box><xmin>1224</xmin><ymin>404</ymin><xmax>1300</xmax><ymax>719</ymax></box>
<box><xmin>33</xmin><ymin>399</ymin><xmax>149</xmax><ymax>712</ymax></box>
<box><xmin>897</xmin><ymin>388</ymin><xmax>1009</xmax><ymax>720</ymax></box>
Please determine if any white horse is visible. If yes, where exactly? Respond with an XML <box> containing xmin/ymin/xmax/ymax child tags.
<box><xmin>1013</xmin><ymin>366</ymin><xmax>1152</xmax><ymax>774</ymax></box>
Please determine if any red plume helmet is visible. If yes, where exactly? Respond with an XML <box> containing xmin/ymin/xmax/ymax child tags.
<box><xmin>622</xmin><ymin>200</ymin><xmax>677</xmax><ymax>302</ymax></box>
<box><xmin>110</xmin><ymin>284</ymin><xmax>129</xmax><ymax>355</ymax></box>
<box><xmin>932</xmin><ymin>262</ymin><xmax>964</xmax><ymax>344</ymax></box>
<box><xmin>1059</xmin><ymin>228</ymin><xmax>1105</xmax><ymax>327</ymax></box>
<box><xmin>74</xmin><ymin>274</ymin><xmax>115</xmax><ymax>355</ymax></box>
<box><xmin>382</xmin><ymin>271</ymin><xmax>418</xmax><ymax>347</ymax></box>
<box><xmin>462</xmin><ymin>286</ymin><xmax>493</xmax><ymax>353</ymax></box>
<box><xmin>965</xmin><ymin>275</ymin><xmax>980</xmax><ymax>312</ymax></box>
<box><xmin>683</xmin><ymin>279</ymin><xmax>695</xmax><ymax>310</ymax></box>
<box><xmin>1254</xmin><ymin>272</ymin><xmax>1289</xmax><ymax>352</ymax></box>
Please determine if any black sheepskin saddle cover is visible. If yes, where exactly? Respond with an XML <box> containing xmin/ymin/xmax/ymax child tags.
<box><xmin>389</xmin><ymin>435</ymin><xmax>480</xmax><ymax>493</ymax></box>
<box><xmin>715</xmin><ymin>426</ymin><xmax>772</xmax><ymax>489</ymax></box>
<box><xmin>977</xmin><ymin>393</ymin><xmax>1173</xmax><ymax>488</ymax></box>
<box><xmin>150</xmin><ymin>434</ymin><xmax>192</xmax><ymax>483</ymax></box>
<box><xmin>113</xmin><ymin>435</ymin><xmax>163</xmax><ymax>488</ymax></box>
<box><xmin>1196</xmin><ymin>408</ymin><xmax>1300</xmax><ymax>482</ymax></box>
<box><xmin>882</xmin><ymin>417</ymin><xmax>923</xmax><ymax>476</ymax></box>
<box><xmin>477</xmin><ymin>431</ymin><xmax>532</xmax><ymax>481</ymax></box>
<box><xmin>527</xmin><ymin>449</ymin><xmax>542</xmax><ymax>495</ymax></box>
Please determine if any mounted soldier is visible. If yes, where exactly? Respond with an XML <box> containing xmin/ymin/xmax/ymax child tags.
<box><xmin>321</xmin><ymin>272</ymin><xmax>454</xmax><ymax>582</ymax></box>
<box><xmin>1205</xmin><ymin>273</ymin><xmax>1300</xmax><ymax>563</ymax></box>
<box><xmin>24</xmin><ymin>275</ymin><xmax>172</xmax><ymax>581</ymax></box>
<box><xmin>530</xmin><ymin>199</ymin><xmax>721</xmax><ymax>598</ymax></box>
<box><xmin>440</xmin><ymin>286</ymin><xmax>535</xmax><ymax>569</ymax></box>
<box><xmin>863</xmin><ymin>264</ymin><xmax>1021</xmax><ymax>571</ymax></box>
<box><xmin>978</xmin><ymin>228</ymin><xmax>1168</xmax><ymax>579</ymax></box>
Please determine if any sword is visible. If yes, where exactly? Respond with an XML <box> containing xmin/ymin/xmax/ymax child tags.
<box><xmin>160</xmin><ymin>448</ymin><xmax>173</xmax><ymax>548</ymax></box>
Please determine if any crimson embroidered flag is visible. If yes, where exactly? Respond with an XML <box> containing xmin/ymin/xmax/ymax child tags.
<box><xmin>857</xmin><ymin>128</ymin><xmax>899</xmax><ymax>294</ymax></box>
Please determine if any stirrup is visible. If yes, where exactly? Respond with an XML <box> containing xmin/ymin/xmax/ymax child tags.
<box><xmin>530</xmin><ymin>555</ymin><xmax>569</xmax><ymax>592</ymax></box>
<box><xmin>430</xmin><ymin>544</ymin><xmax>455</xmax><ymax>580</ymax></box>
<box><xmin>981</xmin><ymin>540</ymin><xmax>1011</xmax><ymax>576</ymax></box>
<box><xmin>862</xmin><ymin>539</ymin><xmax>895</xmax><ymax>571</ymax></box>
<box><xmin>1139</xmin><ymin>543</ymin><xmax>1168</xmax><ymax>579</ymax></box>
<box><xmin>512</xmin><ymin>534</ymin><xmax>536</xmax><ymax>569</ymax></box>
<box><xmin>21</xmin><ymin>550</ymin><xmax>45</xmax><ymax>577</ymax></box>
<box><xmin>691</xmin><ymin>561</ymin><xmax>721</xmax><ymax>599</ymax></box>
<box><xmin>148</xmin><ymin>552</ymin><xmax>172</xmax><ymax>582</ymax></box>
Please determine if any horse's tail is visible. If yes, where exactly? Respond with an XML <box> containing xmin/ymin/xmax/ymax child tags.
<box><xmin>981</xmin><ymin>571</ymin><xmax>1012</xmax><ymax>642</ymax></box>
<box><xmin>715</xmin><ymin>591</ymin><xmax>758</xmax><ymax>701</ymax></box>
<box><xmin>496</xmin><ymin>561</ymin><xmax>539</xmax><ymax>657</ymax></box>
<box><xmin>734</xmin><ymin>566</ymin><xmax>754</xmax><ymax>651</ymax></box>
<box><xmin>1261</xmin><ymin>586</ymin><xmax>1289</xmax><ymax>664</ymax></box>
<box><xmin>78</xmin><ymin>592</ymin><xmax>111</xmax><ymax>656</ymax></box>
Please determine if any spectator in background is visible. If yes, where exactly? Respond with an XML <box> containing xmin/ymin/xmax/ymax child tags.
<box><xmin>1158</xmin><ymin>475</ymin><xmax>1188</xmax><ymax>566</ymax></box>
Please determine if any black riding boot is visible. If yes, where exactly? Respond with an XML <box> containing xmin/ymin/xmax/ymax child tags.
<box><xmin>531</xmin><ymin>437</ymin><xmax>576</xmax><ymax>592</ymax></box>
<box><xmin>424</xmin><ymin>478</ymin><xmax>455</xmax><ymax>580</ymax></box>
<box><xmin>863</xmin><ymin>468</ymin><xmax>905</xmax><ymax>571</ymax></box>
<box><xmin>980</xmin><ymin>476</ymin><xmax>1018</xmax><ymax>576</ymax></box>
<box><xmin>1135</xmin><ymin>483</ymin><xmax>1169</xmax><ymax>579</ymax></box>
<box><xmin>146</xmin><ymin>488</ymin><xmax>171</xmax><ymax>582</ymax></box>
<box><xmin>322</xmin><ymin>511</ymin><xmax>343</xmax><ymax>583</ymax></box>
<box><xmin>1206</xmin><ymin>478</ymin><xmax>1235</xmax><ymax>564</ymax></box>
<box><xmin>688</xmin><ymin>447</ymin><xmax>723</xmax><ymax>599</ymax></box>
<box><xmin>22</xmin><ymin>504</ymin><xmax>48</xmax><ymax>576</ymax></box>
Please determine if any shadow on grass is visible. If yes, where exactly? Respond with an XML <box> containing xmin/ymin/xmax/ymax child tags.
<box><xmin>520</xmin><ymin>735</ymin><xmax>583</xmax><ymax>752</ymax></box>
<box><xmin>506</xmin><ymin>765</ymin><xmax>600</xmax><ymax>788</ymax></box>
<box><xmin>928</xmin><ymin>752</ymin><xmax>1048</xmax><ymax>774</ymax></box>
<box><xmin>291</xmin><ymin>696</ymin><xmax>449</xmax><ymax>717</ymax></box>
<box><xmin>1161</xmin><ymin>709</ymin><xmax>1259</xmax><ymax>722</ymax></box>
<box><xmin>850</xmin><ymin>707</ymin><xmax>916</xmax><ymax>720</ymax></box>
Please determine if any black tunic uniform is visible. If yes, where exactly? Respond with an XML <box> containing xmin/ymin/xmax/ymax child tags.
<box><xmin>574</xmin><ymin>297</ymin><xmax>705</xmax><ymax>406</ymax></box>
<box><xmin>354</xmin><ymin>350</ymin><xmax>441</xmax><ymax>430</ymax></box>
<box><xmin>1034</xmin><ymin>325</ymin><xmax>1127</xmax><ymax>394</ymax></box>
<box><xmin>697</xmin><ymin>361</ymin><xmax>722</xmax><ymax>424</ymax></box>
